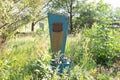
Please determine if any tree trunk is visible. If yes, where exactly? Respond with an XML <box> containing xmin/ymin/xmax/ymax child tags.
<box><xmin>69</xmin><ymin>0</ymin><xmax>73</xmax><ymax>34</ymax></box>
<box><xmin>31</xmin><ymin>22</ymin><xmax>35</xmax><ymax>32</ymax></box>
<box><xmin>70</xmin><ymin>12</ymin><xmax>73</xmax><ymax>33</ymax></box>
<box><xmin>0</xmin><ymin>33</ymin><xmax>7</xmax><ymax>53</ymax></box>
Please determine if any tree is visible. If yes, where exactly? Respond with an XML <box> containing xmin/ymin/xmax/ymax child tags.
<box><xmin>74</xmin><ymin>1</ymin><xmax>97</xmax><ymax>28</ymax></box>
<box><xmin>0</xmin><ymin>0</ymin><xmax>48</xmax><ymax>50</ymax></box>
<box><xmin>96</xmin><ymin>0</ymin><xmax>112</xmax><ymax>24</ymax></box>
<box><xmin>74</xmin><ymin>0</ymin><xmax>112</xmax><ymax>28</ymax></box>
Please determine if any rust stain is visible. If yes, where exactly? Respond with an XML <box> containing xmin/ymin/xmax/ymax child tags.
<box><xmin>53</xmin><ymin>23</ymin><xmax>62</xmax><ymax>32</ymax></box>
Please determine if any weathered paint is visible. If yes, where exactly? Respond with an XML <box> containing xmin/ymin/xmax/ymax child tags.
<box><xmin>48</xmin><ymin>13</ymin><xmax>68</xmax><ymax>53</ymax></box>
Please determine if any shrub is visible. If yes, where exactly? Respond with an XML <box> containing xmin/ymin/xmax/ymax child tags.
<box><xmin>85</xmin><ymin>23</ymin><xmax>120</xmax><ymax>66</ymax></box>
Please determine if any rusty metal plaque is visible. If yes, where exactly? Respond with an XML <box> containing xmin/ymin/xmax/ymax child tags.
<box><xmin>53</xmin><ymin>23</ymin><xmax>62</xmax><ymax>32</ymax></box>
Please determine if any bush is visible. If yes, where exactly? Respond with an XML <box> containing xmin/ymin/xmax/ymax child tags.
<box><xmin>85</xmin><ymin>23</ymin><xmax>120</xmax><ymax>66</ymax></box>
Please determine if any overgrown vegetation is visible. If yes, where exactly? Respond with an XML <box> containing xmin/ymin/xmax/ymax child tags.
<box><xmin>0</xmin><ymin>0</ymin><xmax>120</xmax><ymax>80</ymax></box>
<box><xmin>0</xmin><ymin>26</ymin><xmax>120</xmax><ymax>79</ymax></box>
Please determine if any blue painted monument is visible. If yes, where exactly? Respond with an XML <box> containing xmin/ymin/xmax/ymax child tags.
<box><xmin>48</xmin><ymin>13</ymin><xmax>68</xmax><ymax>53</ymax></box>
<box><xmin>48</xmin><ymin>13</ymin><xmax>70</xmax><ymax>74</ymax></box>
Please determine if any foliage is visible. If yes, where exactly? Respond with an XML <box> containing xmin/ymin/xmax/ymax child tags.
<box><xmin>23</xmin><ymin>59</ymin><xmax>52</xmax><ymax>80</ymax></box>
<box><xmin>0</xmin><ymin>0</ymin><xmax>120</xmax><ymax>80</ymax></box>
<box><xmin>112</xmin><ymin>7</ymin><xmax>120</xmax><ymax>20</ymax></box>
<box><xmin>85</xmin><ymin>23</ymin><xmax>120</xmax><ymax>66</ymax></box>
<box><xmin>0</xmin><ymin>0</ymin><xmax>47</xmax><ymax>46</ymax></box>
<box><xmin>0</xmin><ymin>29</ymin><xmax>120</xmax><ymax>79</ymax></box>
<box><xmin>74</xmin><ymin>0</ymin><xmax>112</xmax><ymax>28</ymax></box>
<box><xmin>66</xmin><ymin>33</ymin><xmax>96</xmax><ymax>69</ymax></box>
<box><xmin>36</xmin><ymin>27</ymin><xmax>44</xmax><ymax>35</ymax></box>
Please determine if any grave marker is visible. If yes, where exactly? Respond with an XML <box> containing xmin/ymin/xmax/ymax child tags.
<box><xmin>48</xmin><ymin>13</ymin><xmax>68</xmax><ymax>54</ymax></box>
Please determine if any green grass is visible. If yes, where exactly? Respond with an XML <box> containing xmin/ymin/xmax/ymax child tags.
<box><xmin>0</xmin><ymin>28</ymin><xmax>120</xmax><ymax>80</ymax></box>
<box><xmin>0</xmin><ymin>34</ymin><xmax>51</xmax><ymax>79</ymax></box>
